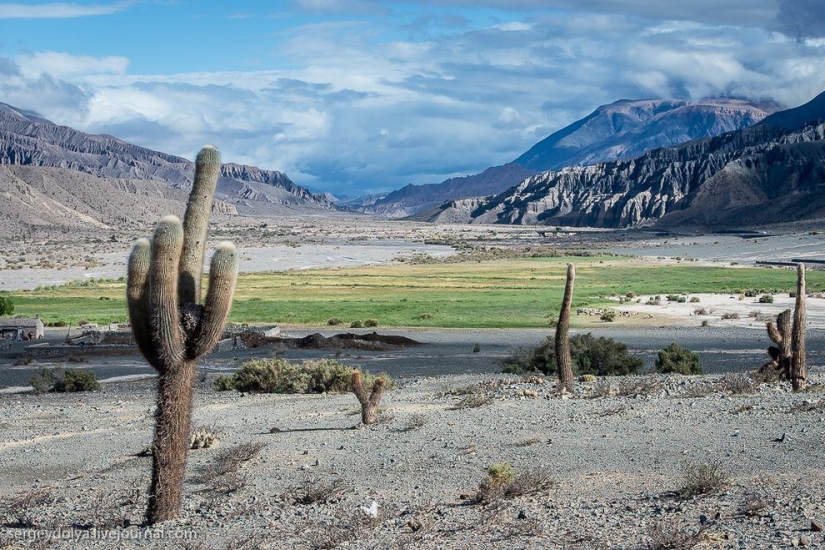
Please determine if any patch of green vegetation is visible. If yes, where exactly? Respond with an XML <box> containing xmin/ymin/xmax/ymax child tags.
<box><xmin>8</xmin><ymin>258</ymin><xmax>823</xmax><ymax>328</ymax></box>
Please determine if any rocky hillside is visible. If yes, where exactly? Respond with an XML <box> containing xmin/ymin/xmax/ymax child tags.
<box><xmin>422</xmin><ymin>92</ymin><xmax>825</xmax><ymax>229</ymax></box>
<box><xmin>357</xmin><ymin>98</ymin><xmax>775</xmax><ymax>217</ymax></box>
<box><xmin>0</xmin><ymin>164</ymin><xmax>237</xmax><ymax>235</ymax></box>
<box><xmin>0</xmin><ymin>102</ymin><xmax>335</xmax><ymax>217</ymax></box>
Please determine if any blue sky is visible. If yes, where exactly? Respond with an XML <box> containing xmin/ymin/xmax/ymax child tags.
<box><xmin>1</xmin><ymin>0</ymin><xmax>824</xmax><ymax>196</ymax></box>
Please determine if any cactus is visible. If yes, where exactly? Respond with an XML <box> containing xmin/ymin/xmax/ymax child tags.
<box><xmin>761</xmin><ymin>263</ymin><xmax>807</xmax><ymax>391</ymax></box>
<box><xmin>127</xmin><ymin>146</ymin><xmax>238</xmax><ymax>524</ymax></box>
<box><xmin>555</xmin><ymin>263</ymin><xmax>575</xmax><ymax>393</ymax></box>
<box><xmin>791</xmin><ymin>263</ymin><xmax>807</xmax><ymax>391</ymax></box>
<box><xmin>351</xmin><ymin>370</ymin><xmax>385</xmax><ymax>425</ymax></box>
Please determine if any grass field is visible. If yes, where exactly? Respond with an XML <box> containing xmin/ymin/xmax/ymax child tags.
<box><xmin>4</xmin><ymin>256</ymin><xmax>822</xmax><ymax>328</ymax></box>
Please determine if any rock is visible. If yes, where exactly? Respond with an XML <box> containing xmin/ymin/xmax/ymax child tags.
<box><xmin>812</xmin><ymin>519</ymin><xmax>824</xmax><ymax>532</ymax></box>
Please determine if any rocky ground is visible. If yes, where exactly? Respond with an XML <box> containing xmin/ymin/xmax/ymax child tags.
<box><xmin>0</xmin><ymin>371</ymin><xmax>823</xmax><ymax>549</ymax></box>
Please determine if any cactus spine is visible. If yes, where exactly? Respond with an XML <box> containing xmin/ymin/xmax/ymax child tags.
<box><xmin>555</xmin><ymin>263</ymin><xmax>575</xmax><ymax>393</ymax></box>
<box><xmin>351</xmin><ymin>370</ymin><xmax>385</xmax><ymax>425</ymax></box>
<box><xmin>127</xmin><ymin>146</ymin><xmax>238</xmax><ymax>524</ymax></box>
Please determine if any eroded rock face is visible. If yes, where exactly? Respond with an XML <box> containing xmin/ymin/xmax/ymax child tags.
<box><xmin>427</xmin><ymin>121</ymin><xmax>825</xmax><ymax>229</ymax></box>
<box><xmin>0</xmin><ymin>102</ymin><xmax>334</xmax><ymax>215</ymax></box>
<box><xmin>360</xmin><ymin>98</ymin><xmax>775</xmax><ymax>218</ymax></box>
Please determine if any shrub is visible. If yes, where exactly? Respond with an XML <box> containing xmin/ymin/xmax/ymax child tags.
<box><xmin>214</xmin><ymin>359</ymin><xmax>390</xmax><ymax>394</ymax></box>
<box><xmin>502</xmin><ymin>334</ymin><xmax>642</xmax><ymax>376</ymax></box>
<box><xmin>53</xmin><ymin>369</ymin><xmax>100</xmax><ymax>392</ymax></box>
<box><xmin>679</xmin><ymin>461</ymin><xmax>729</xmax><ymax>498</ymax></box>
<box><xmin>350</xmin><ymin>320</ymin><xmax>364</xmax><ymax>328</ymax></box>
<box><xmin>655</xmin><ymin>343</ymin><xmax>702</xmax><ymax>375</ymax></box>
<box><xmin>30</xmin><ymin>368</ymin><xmax>99</xmax><ymax>392</ymax></box>
<box><xmin>600</xmin><ymin>310</ymin><xmax>616</xmax><ymax>322</ymax></box>
<box><xmin>364</xmin><ymin>318</ymin><xmax>378</xmax><ymax>327</ymax></box>
<box><xmin>721</xmin><ymin>312</ymin><xmax>740</xmax><ymax>320</ymax></box>
<box><xmin>689</xmin><ymin>297</ymin><xmax>700</xmax><ymax>303</ymax></box>
<box><xmin>758</xmin><ymin>294</ymin><xmax>774</xmax><ymax>304</ymax></box>
<box><xmin>0</xmin><ymin>295</ymin><xmax>14</xmax><ymax>316</ymax></box>
<box><xmin>474</xmin><ymin>463</ymin><xmax>556</xmax><ymax>504</ymax></box>
<box><xmin>327</xmin><ymin>317</ymin><xmax>343</xmax><ymax>326</ymax></box>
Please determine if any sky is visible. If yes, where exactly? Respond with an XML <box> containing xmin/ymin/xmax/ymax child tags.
<box><xmin>1</xmin><ymin>1</ymin><xmax>824</xmax><ymax>197</ymax></box>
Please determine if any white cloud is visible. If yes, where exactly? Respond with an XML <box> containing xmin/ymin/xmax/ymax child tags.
<box><xmin>0</xmin><ymin>1</ymin><xmax>133</xmax><ymax>19</ymax></box>
<box><xmin>1</xmin><ymin>9</ymin><xmax>824</xmax><ymax>196</ymax></box>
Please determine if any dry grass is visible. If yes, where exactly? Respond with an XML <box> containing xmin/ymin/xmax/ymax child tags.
<box><xmin>737</xmin><ymin>493</ymin><xmax>772</xmax><ymax>517</ymax></box>
<box><xmin>450</xmin><ymin>393</ymin><xmax>494</xmax><ymax>410</ymax></box>
<box><xmin>399</xmin><ymin>413</ymin><xmax>428</xmax><ymax>432</ymax></box>
<box><xmin>788</xmin><ymin>400</ymin><xmax>825</xmax><ymax>413</ymax></box>
<box><xmin>199</xmin><ymin>442</ymin><xmax>266</xmax><ymax>493</ymax></box>
<box><xmin>647</xmin><ymin>521</ymin><xmax>709</xmax><ymax>550</ymax></box>
<box><xmin>292</xmin><ymin>478</ymin><xmax>347</xmax><ymax>505</ymax></box>
<box><xmin>716</xmin><ymin>373</ymin><xmax>757</xmax><ymax>395</ymax></box>
<box><xmin>679</xmin><ymin>461</ymin><xmax>729</xmax><ymax>499</ymax></box>
<box><xmin>616</xmin><ymin>376</ymin><xmax>663</xmax><ymax>397</ymax></box>
<box><xmin>1</xmin><ymin>487</ymin><xmax>55</xmax><ymax>527</ymax></box>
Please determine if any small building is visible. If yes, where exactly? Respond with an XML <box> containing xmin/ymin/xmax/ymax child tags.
<box><xmin>0</xmin><ymin>318</ymin><xmax>45</xmax><ymax>340</ymax></box>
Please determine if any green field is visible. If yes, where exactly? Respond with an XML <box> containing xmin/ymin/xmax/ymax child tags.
<box><xmin>5</xmin><ymin>256</ymin><xmax>821</xmax><ymax>328</ymax></box>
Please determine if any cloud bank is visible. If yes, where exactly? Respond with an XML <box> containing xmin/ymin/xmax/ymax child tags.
<box><xmin>2</xmin><ymin>2</ymin><xmax>825</xmax><ymax>196</ymax></box>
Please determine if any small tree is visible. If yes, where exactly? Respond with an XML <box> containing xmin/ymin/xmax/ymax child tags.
<box><xmin>0</xmin><ymin>296</ymin><xmax>14</xmax><ymax>317</ymax></box>
<box><xmin>655</xmin><ymin>343</ymin><xmax>702</xmax><ymax>375</ymax></box>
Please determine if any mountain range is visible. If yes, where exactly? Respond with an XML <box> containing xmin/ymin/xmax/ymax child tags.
<box><xmin>0</xmin><ymin>102</ymin><xmax>335</xmax><ymax>224</ymax></box>
<box><xmin>355</xmin><ymin>98</ymin><xmax>777</xmax><ymax>217</ymax></box>
<box><xmin>421</xmin><ymin>91</ymin><xmax>825</xmax><ymax>229</ymax></box>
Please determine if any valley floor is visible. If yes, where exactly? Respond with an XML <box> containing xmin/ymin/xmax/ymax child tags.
<box><xmin>0</xmin><ymin>372</ymin><xmax>823</xmax><ymax>549</ymax></box>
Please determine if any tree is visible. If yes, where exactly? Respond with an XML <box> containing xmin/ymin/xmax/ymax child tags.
<box><xmin>0</xmin><ymin>296</ymin><xmax>13</xmax><ymax>317</ymax></box>
<box><xmin>655</xmin><ymin>343</ymin><xmax>702</xmax><ymax>375</ymax></box>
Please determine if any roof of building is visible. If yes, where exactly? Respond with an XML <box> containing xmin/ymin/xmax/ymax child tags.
<box><xmin>0</xmin><ymin>318</ymin><xmax>44</xmax><ymax>328</ymax></box>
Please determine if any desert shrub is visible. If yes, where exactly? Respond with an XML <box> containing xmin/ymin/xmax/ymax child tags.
<box><xmin>364</xmin><ymin>318</ymin><xmax>378</xmax><ymax>327</ymax></box>
<box><xmin>327</xmin><ymin>317</ymin><xmax>343</xmax><ymax>326</ymax></box>
<box><xmin>717</xmin><ymin>372</ymin><xmax>757</xmax><ymax>395</ymax></box>
<box><xmin>216</xmin><ymin>359</ymin><xmax>390</xmax><ymax>394</ymax></box>
<box><xmin>31</xmin><ymin>367</ymin><xmax>99</xmax><ymax>392</ymax></box>
<box><xmin>450</xmin><ymin>393</ymin><xmax>493</xmax><ymax>410</ymax></box>
<box><xmin>473</xmin><ymin>343</ymin><xmax>481</xmax><ymax>353</ymax></box>
<box><xmin>29</xmin><ymin>367</ymin><xmax>57</xmax><ymax>394</ymax></box>
<box><xmin>721</xmin><ymin>312</ymin><xmax>740</xmax><ymax>320</ymax></box>
<box><xmin>758</xmin><ymin>294</ymin><xmax>774</xmax><ymax>304</ymax></box>
<box><xmin>53</xmin><ymin>369</ymin><xmax>100</xmax><ymax>392</ymax></box>
<box><xmin>689</xmin><ymin>297</ymin><xmax>700</xmax><ymax>303</ymax></box>
<box><xmin>350</xmin><ymin>320</ymin><xmax>364</xmax><ymax>328</ymax></box>
<box><xmin>293</xmin><ymin>478</ymin><xmax>347</xmax><ymax>505</ymax></box>
<box><xmin>701</xmin><ymin>320</ymin><xmax>709</xmax><ymax>327</ymax></box>
<box><xmin>190</xmin><ymin>426</ymin><xmax>219</xmax><ymax>449</ymax></box>
<box><xmin>600</xmin><ymin>310</ymin><xmax>616</xmax><ymax>322</ymax></box>
<box><xmin>679</xmin><ymin>460</ymin><xmax>729</xmax><ymax>498</ymax></box>
<box><xmin>474</xmin><ymin>463</ymin><xmax>556</xmax><ymax>504</ymax></box>
<box><xmin>502</xmin><ymin>334</ymin><xmax>642</xmax><ymax>376</ymax></box>
<box><xmin>655</xmin><ymin>343</ymin><xmax>702</xmax><ymax>375</ymax></box>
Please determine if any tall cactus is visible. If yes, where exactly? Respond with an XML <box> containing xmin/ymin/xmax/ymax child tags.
<box><xmin>127</xmin><ymin>146</ymin><xmax>238</xmax><ymax>524</ymax></box>
<box><xmin>761</xmin><ymin>263</ymin><xmax>807</xmax><ymax>391</ymax></box>
<box><xmin>555</xmin><ymin>263</ymin><xmax>575</xmax><ymax>393</ymax></box>
<box><xmin>790</xmin><ymin>263</ymin><xmax>807</xmax><ymax>391</ymax></box>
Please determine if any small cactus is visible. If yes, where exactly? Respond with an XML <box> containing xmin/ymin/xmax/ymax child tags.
<box><xmin>127</xmin><ymin>146</ymin><xmax>238</xmax><ymax>524</ymax></box>
<box><xmin>761</xmin><ymin>263</ymin><xmax>807</xmax><ymax>391</ymax></box>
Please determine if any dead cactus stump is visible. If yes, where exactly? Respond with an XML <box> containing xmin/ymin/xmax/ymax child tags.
<box><xmin>351</xmin><ymin>370</ymin><xmax>385</xmax><ymax>425</ymax></box>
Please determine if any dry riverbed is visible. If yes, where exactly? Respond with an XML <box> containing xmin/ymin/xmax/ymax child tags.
<box><xmin>0</xmin><ymin>372</ymin><xmax>824</xmax><ymax>549</ymax></box>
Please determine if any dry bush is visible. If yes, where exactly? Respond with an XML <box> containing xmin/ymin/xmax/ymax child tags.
<box><xmin>679</xmin><ymin>461</ymin><xmax>729</xmax><ymax>498</ymax></box>
<box><xmin>788</xmin><ymin>400</ymin><xmax>825</xmax><ymax>413</ymax></box>
<box><xmin>1</xmin><ymin>487</ymin><xmax>54</xmax><ymax>527</ymax></box>
<box><xmin>292</xmin><ymin>478</ymin><xmax>347</xmax><ymax>505</ymax></box>
<box><xmin>199</xmin><ymin>442</ymin><xmax>265</xmax><ymax>492</ymax></box>
<box><xmin>474</xmin><ymin>464</ymin><xmax>556</xmax><ymax>504</ymax></box>
<box><xmin>721</xmin><ymin>312</ymin><xmax>740</xmax><ymax>320</ymax></box>
<box><xmin>590</xmin><ymin>378</ymin><xmax>611</xmax><ymax>398</ymax></box>
<box><xmin>680</xmin><ymin>382</ymin><xmax>717</xmax><ymax>398</ymax></box>
<box><xmin>502</xmin><ymin>468</ymin><xmax>558</xmax><ymax>498</ymax></box>
<box><xmin>616</xmin><ymin>376</ymin><xmax>663</xmax><ymax>397</ymax></box>
<box><xmin>450</xmin><ymin>393</ymin><xmax>494</xmax><ymax>410</ymax></box>
<box><xmin>301</xmin><ymin>508</ymin><xmax>382</xmax><ymax>550</ymax></box>
<box><xmin>598</xmin><ymin>406</ymin><xmax>626</xmax><ymax>417</ymax></box>
<box><xmin>514</xmin><ymin>436</ymin><xmax>541</xmax><ymax>447</ymax></box>
<box><xmin>647</xmin><ymin>521</ymin><xmax>709</xmax><ymax>550</ymax></box>
<box><xmin>400</xmin><ymin>413</ymin><xmax>428</xmax><ymax>432</ymax></box>
<box><xmin>738</xmin><ymin>493</ymin><xmax>772</xmax><ymax>517</ymax></box>
<box><xmin>716</xmin><ymin>373</ymin><xmax>757</xmax><ymax>395</ymax></box>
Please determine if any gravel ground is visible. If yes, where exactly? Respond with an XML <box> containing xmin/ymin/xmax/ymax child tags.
<box><xmin>1</xmin><ymin>371</ymin><xmax>824</xmax><ymax>549</ymax></box>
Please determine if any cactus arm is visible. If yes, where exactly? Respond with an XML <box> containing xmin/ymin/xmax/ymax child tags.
<box><xmin>188</xmin><ymin>241</ymin><xmax>239</xmax><ymax>359</ymax></box>
<box><xmin>369</xmin><ymin>378</ymin><xmax>386</xmax><ymax>407</ymax></box>
<box><xmin>351</xmin><ymin>370</ymin><xmax>368</xmax><ymax>406</ymax></box>
<box><xmin>766</xmin><ymin>322</ymin><xmax>783</xmax><ymax>347</ymax></box>
<box><xmin>127</xmin><ymin>238</ymin><xmax>161</xmax><ymax>370</ymax></box>
<box><xmin>179</xmin><ymin>146</ymin><xmax>221</xmax><ymax>305</ymax></box>
<box><xmin>149</xmin><ymin>216</ymin><xmax>186</xmax><ymax>370</ymax></box>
